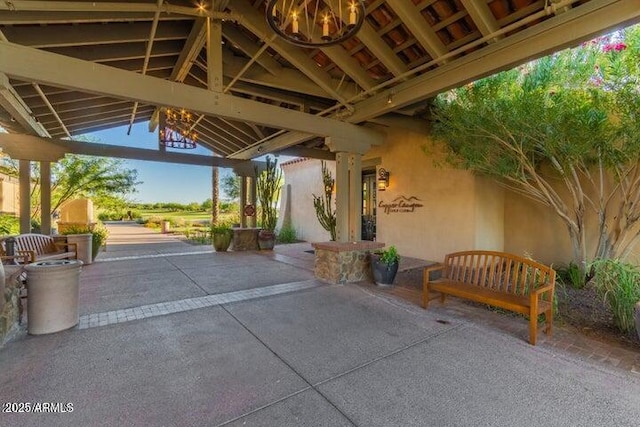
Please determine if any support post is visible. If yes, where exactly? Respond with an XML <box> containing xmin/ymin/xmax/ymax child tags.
<box><xmin>207</xmin><ymin>17</ymin><xmax>223</xmax><ymax>225</ymax></box>
<box><xmin>335</xmin><ymin>152</ymin><xmax>349</xmax><ymax>242</ymax></box>
<box><xmin>40</xmin><ymin>161</ymin><xmax>51</xmax><ymax>235</ymax></box>
<box><xmin>19</xmin><ymin>159</ymin><xmax>30</xmax><ymax>233</ymax></box>
<box><xmin>348</xmin><ymin>153</ymin><xmax>362</xmax><ymax>241</ymax></box>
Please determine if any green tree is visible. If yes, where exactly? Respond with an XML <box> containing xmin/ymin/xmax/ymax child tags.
<box><xmin>28</xmin><ymin>155</ymin><xmax>139</xmax><ymax>219</ymax></box>
<box><xmin>431</xmin><ymin>26</ymin><xmax>640</xmax><ymax>282</ymax></box>
<box><xmin>201</xmin><ymin>198</ymin><xmax>213</xmax><ymax>211</ymax></box>
<box><xmin>221</xmin><ymin>174</ymin><xmax>241</xmax><ymax>200</ymax></box>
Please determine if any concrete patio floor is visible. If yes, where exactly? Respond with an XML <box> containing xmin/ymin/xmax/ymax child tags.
<box><xmin>1</xmin><ymin>223</ymin><xmax>640</xmax><ymax>426</ymax></box>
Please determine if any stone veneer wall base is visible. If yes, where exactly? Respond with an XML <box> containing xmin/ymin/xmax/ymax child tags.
<box><xmin>1</xmin><ymin>266</ymin><xmax>25</xmax><ymax>346</ymax></box>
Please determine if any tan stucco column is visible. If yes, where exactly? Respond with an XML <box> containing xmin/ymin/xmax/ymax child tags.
<box><xmin>335</xmin><ymin>152</ymin><xmax>349</xmax><ymax>242</ymax></box>
<box><xmin>349</xmin><ymin>153</ymin><xmax>362</xmax><ymax>241</ymax></box>
<box><xmin>40</xmin><ymin>161</ymin><xmax>51</xmax><ymax>235</ymax></box>
<box><xmin>19</xmin><ymin>159</ymin><xmax>30</xmax><ymax>233</ymax></box>
<box><xmin>326</xmin><ymin>137</ymin><xmax>371</xmax><ymax>242</ymax></box>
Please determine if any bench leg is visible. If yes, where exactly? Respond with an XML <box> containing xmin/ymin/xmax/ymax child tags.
<box><xmin>440</xmin><ymin>293</ymin><xmax>447</xmax><ymax>304</ymax></box>
<box><xmin>529</xmin><ymin>315</ymin><xmax>538</xmax><ymax>346</ymax></box>
<box><xmin>422</xmin><ymin>284</ymin><xmax>430</xmax><ymax>309</ymax></box>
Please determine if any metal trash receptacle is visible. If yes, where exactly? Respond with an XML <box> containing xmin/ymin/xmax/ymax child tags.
<box><xmin>25</xmin><ymin>260</ymin><xmax>83</xmax><ymax>335</ymax></box>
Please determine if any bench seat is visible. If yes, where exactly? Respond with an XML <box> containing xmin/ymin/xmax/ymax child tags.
<box><xmin>428</xmin><ymin>280</ymin><xmax>553</xmax><ymax>316</ymax></box>
<box><xmin>424</xmin><ymin>250</ymin><xmax>556</xmax><ymax>345</ymax></box>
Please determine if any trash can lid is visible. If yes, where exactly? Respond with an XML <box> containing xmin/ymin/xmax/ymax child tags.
<box><xmin>25</xmin><ymin>259</ymin><xmax>83</xmax><ymax>271</ymax></box>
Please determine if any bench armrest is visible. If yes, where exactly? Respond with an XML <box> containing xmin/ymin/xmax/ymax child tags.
<box><xmin>54</xmin><ymin>242</ymin><xmax>78</xmax><ymax>252</ymax></box>
<box><xmin>15</xmin><ymin>250</ymin><xmax>35</xmax><ymax>264</ymax></box>
<box><xmin>530</xmin><ymin>282</ymin><xmax>555</xmax><ymax>302</ymax></box>
<box><xmin>423</xmin><ymin>263</ymin><xmax>444</xmax><ymax>284</ymax></box>
<box><xmin>1</xmin><ymin>253</ymin><xmax>32</xmax><ymax>265</ymax></box>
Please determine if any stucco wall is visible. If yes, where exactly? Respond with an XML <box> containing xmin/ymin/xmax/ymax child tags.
<box><xmin>281</xmin><ymin>128</ymin><xmax>640</xmax><ymax>267</ymax></box>
<box><xmin>0</xmin><ymin>174</ymin><xmax>19</xmax><ymax>215</ymax></box>
<box><xmin>504</xmin><ymin>174</ymin><xmax>640</xmax><ymax>266</ymax></box>
<box><xmin>365</xmin><ymin>128</ymin><xmax>504</xmax><ymax>261</ymax></box>
<box><xmin>279</xmin><ymin>159</ymin><xmax>336</xmax><ymax>243</ymax></box>
<box><xmin>281</xmin><ymin>128</ymin><xmax>505</xmax><ymax>262</ymax></box>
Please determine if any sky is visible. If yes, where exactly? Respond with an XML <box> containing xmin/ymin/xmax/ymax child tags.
<box><xmin>85</xmin><ymin>122</ymin><xmax>234</xmax><ymax>204</ymax></box>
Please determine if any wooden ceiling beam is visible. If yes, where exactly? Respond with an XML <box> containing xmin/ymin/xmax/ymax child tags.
<box><xmin>386</xmin><ymin>0</ymin><xmax>449</xmax><ymax>62</ymax></box>
<box><xmin>228</xmin><ymin>1</ymin><xmax>352</xmax><ymax>105</ymax></box>
<box><xmin>1</xmin><ymin>21</ymin><xmax>191</xmax><ymax>48</ymax></box>
<box><xmin>0</xmin><ymin>72</ymin><xmax>49</xmax><ymax>136</ymax></box>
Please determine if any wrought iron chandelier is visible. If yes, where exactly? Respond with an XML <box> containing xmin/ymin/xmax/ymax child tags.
<box><xmin>266</xmin><ymin>0</ymin><xmax>366</xmax><ymax>48</ymax></box>
<box><xmin>159</xmin><ymin>108</ymin><xmax>198</xmax><ymax>149</ymax></box>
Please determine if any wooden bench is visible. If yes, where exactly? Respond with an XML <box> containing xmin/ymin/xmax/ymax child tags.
<box><xmin>423</xmin><ymin>250</ymin><xmax>556</xmax><ymax>345</ymax></box>
<box><xmin>1</xmin><ymin>234</ymin><xmax>77</xmax><ymax>264</ymax></box>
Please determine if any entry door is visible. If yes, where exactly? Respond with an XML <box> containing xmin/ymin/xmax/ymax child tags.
<box><xmin>362</xmin><ymin>173</ymin><xmax>377</xmax><ymax>241</ymax></box>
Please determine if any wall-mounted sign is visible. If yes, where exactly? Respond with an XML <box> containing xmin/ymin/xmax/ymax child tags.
<box><xmin>243</xmin><ymin>204</ymin><xmax>256</xmax><ymax>217</ymax></box>
<box><xmin>378</xmin><ymin>196</ymin><xmax>424</xmax><ymax>214</ymax></box>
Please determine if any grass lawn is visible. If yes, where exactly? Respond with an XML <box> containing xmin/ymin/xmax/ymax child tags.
<box><xmin>138</xmin><ymin>209</ymin><xmax>239</xmax><ymax>224</ymax></box>
<box><xmin>138</xmin><ymin>209</ymin><xmax>213</xmax><ymax>221</ymax></box>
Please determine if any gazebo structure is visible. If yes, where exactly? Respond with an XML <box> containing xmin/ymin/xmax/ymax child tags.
<box><xmin>0</xmin><ymin>0</ymin><xmax>637</xmax><ymax>250</ymax></box>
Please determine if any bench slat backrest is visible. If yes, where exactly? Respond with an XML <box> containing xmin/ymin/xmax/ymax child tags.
<box><xmin>14</xmin><ymin>234</ymin><xmax>57</xmax><ymax>255</ymax></box>
<box><xmin>443</xmin><ymin>250</ymin><xmax>555</xmax><ymax>296</ymax></box>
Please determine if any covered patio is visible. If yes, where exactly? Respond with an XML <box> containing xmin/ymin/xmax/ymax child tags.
<box><xmin>2</xmin><ymin>224</ymin><xmax>640</xmax><ymax>425</ymax></box>
<box><xmin>1</xmin><ymin>2</ymin><xmax>640</xmax><ymax>425</ymax></box>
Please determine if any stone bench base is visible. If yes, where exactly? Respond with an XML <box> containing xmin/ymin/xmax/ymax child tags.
<box><xmin>312</xmin><ymin>241</ymin><xmax>384</xmax><ymax>284</ymax></box>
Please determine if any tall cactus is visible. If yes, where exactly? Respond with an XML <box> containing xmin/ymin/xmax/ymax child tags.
<box><xmin>256</xmin><ymin>156</ymin><xmax>283</xmax><ymax>232</ymax></box>
<box><xmin>312</xmin><ymin>161</ymin><xmax>336</xmax><ymax>241</ymax></box>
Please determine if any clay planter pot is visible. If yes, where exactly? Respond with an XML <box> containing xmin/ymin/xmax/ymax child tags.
<box><xmin>212</xmin><ymin>232</ymin><xmax>232</xmax><ymax>252</ymax></box>
<box><xmin>258</xmin><ymin>229</ymin><xmax>276</xmax><ymax>250</ymax></box>
<box><xmin>635</xmin><ymin>301</ymin><xmax>640</xmax><ymax>341</ymax></box>
<box><xmin>370</xmin><ymin>253</ymin><xmax>399</xmax><ymax>287</ymax></box>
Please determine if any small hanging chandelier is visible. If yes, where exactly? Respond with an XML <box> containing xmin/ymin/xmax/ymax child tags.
<box><xmin>159</xmin><ymin>107</ymin><xmax>198</xmax><ymax>149</ymax></box>
<box><xmin>266</xmin><ymin>0</ymin><xmax>366</xmax><ymax>48</ymax></box>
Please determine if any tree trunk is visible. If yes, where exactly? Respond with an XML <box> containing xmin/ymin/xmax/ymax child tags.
<box><xmin>211</xmin><ymin>166</ymin><xmax>219</xmax><ymax>225</ymax></box>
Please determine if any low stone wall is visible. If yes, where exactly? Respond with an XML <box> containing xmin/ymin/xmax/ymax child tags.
<box><xmin>232</xmin><ymin>228</ymin><xmax>260</xmax><ymax>251</ymax></box>
<box><xmin>312</xmin><ymin>241</ymin><xmax>384</xmax><ymax>284</ymax></box>
<box><xmin>1</xmin><ymin>265</ymin><xmax>25</xmax><ymax>345</ymax></box>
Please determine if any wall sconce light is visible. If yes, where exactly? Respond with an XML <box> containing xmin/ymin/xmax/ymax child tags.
<box><xmin>377</xmin><ymin>168</ymin><xmax>390</xmax><ymax>191</ymax></box>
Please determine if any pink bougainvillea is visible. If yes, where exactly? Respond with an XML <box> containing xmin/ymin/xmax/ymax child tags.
<box><xmin>602</xmin><ymin>42</ymin><xmax>627</xmax><ymax>53</ymax></box>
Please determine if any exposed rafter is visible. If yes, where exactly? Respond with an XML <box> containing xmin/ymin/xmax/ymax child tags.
<box><xmin>228</xmin><ymin>1</ymin><xmax>352</xmax><ymax>105</ymax></box>
<box><xmin>0</xmin><ymin>42</ymin><xmax>382</xmax><ymax>143</ymax></box>
<box><xmin>0</xmin><ymin>72</ymin><xmax>49</xmax><ymax>136</ymax></box>
<box><xmin>386</xmin><ymin>0</ymin><xmax>448</xmax><ymax>62</ymax></box>
<box><xmin>460</xmin><ymin>0</ymin><xmax>501</xmax><ymax>39</ymax></box>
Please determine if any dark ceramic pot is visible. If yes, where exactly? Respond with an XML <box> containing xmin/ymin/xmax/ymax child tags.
<box><xmin>370</xmin><ymin>253</ymin><xmax>399</xmax><ymax>287</ymax></box>
<box><xmin>258</xmin><ymin>229</ymin><xmax>276</xmax><ymax>250</ymax></box>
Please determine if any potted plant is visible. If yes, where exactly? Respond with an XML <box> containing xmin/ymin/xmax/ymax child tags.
<box><xmin>256</xmin><ymin>156</ymin><xmax>283</xmax><ymax>250</ymax></box>
<box><xmin>60</xmin><ymin>222</ymin><xmax>109</xmax><ymax>262</ymax></box>
<box><xmin>211</xmin><ymin>222</ymin><xmax>232</xmax><ymax>252</ymax></box>
<box><xmin>90</xmin><ymin>223</ymin><xmax>109</xmax><ymax>261</ymax></box>
<box><xmin>370</xmin><ymin>245</ymin><xmax>400</xmax><ymax>287</ymax></box>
